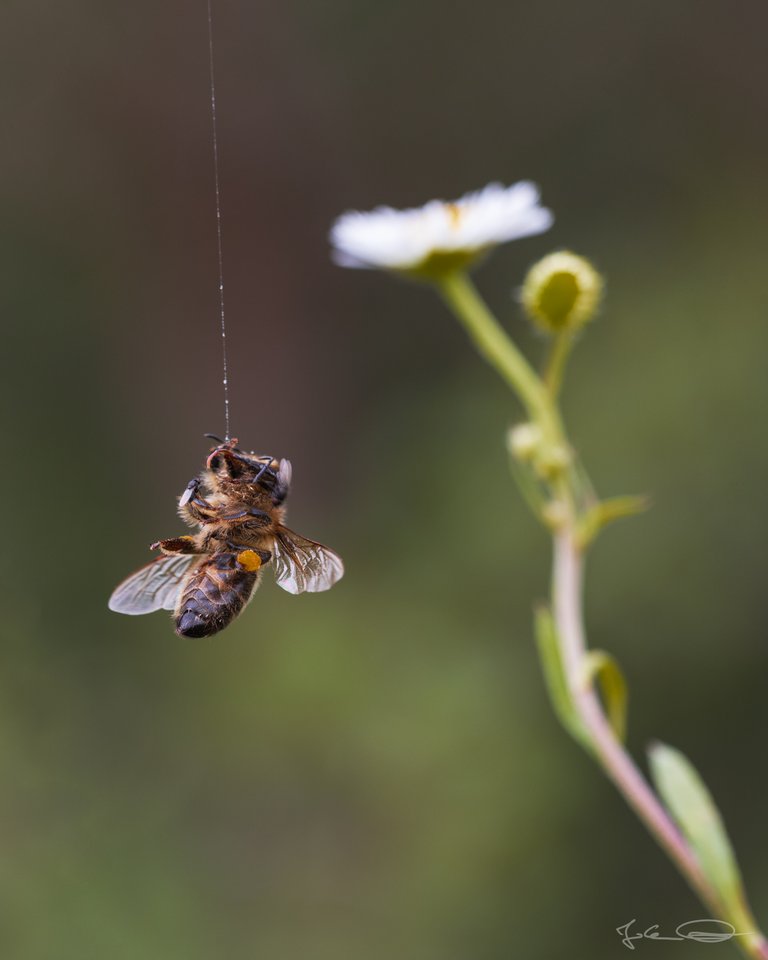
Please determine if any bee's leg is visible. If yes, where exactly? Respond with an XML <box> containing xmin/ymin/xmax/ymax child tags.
<box><xmin>252</xmin><ymin>459</ymin><xmax>275</xmax><ymax>483</ymax></box>
<box><xmin>211</xmin><ymin>506</ymin><xmax>271</xmax><ymax>523</ymax></box>
<box><xmin>179</xmin><ymin>477</ymin><xmax>213</xmax><ymax>521</ymax></box>
<box><xmin>150</xmin><ymin>536</ymin><xmax>203</xmax><ymax>554</ymax></box>
<box><xmin>183</xmin><ymin>501</ymin><xmax>217</xmax><ymax>524</ymax></box>
<box><xmin>180</xmin><ymin>480</ymin><xmax>222</xmax><ymax>524</ymax></box>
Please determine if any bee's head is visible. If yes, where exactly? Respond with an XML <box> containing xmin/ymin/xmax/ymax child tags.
<box><xmin>203</xmin><ymin>436</ymin><xmax>292</xmax><ymax>503</ymax></box>
<box><xmin>205</xmin><ymin>439</ymin><xmax>262</xmax><ymax>480</ymax></box>
<box><xmin>206</xmin><ymin>444</ymin><xmax>243</xmax><ymax>479</ymax></box>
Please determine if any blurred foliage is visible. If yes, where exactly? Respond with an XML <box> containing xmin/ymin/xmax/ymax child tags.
<box><xmin>2</xmin><ymin>0</ymin><xmax>768</xmax><ymax>957</ymax></box>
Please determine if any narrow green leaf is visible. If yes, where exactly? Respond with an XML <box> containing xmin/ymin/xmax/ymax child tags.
<box><xmin>648</xmin><ymin>742</ymin><xmax>752</xmax><ymax>927</ymax></box>
<box><xmin>533</xmin><ymin>605</ymin><xmax>590</xmax><ymax>750</ymax></box>
<box><xmin>581</xmin><ymin>650</ymin><xmax>628</xmax><ymax>742</ymax></box>
<box><xmin>578</xmin><ymin>495</ymin><xmax>651</xmax><ymax>549</ymax></box>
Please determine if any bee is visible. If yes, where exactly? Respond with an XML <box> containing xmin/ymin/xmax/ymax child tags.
<box><xmin>108</xmin><ymin>437</ymin><xmax>344</xmax><ymax>637</ymax></box>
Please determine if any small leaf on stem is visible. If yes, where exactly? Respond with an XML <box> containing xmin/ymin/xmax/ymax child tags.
<box><xmin>534</xmin><ymin>605</ymin><xmax>591</xmax><ymax>750</ymax></box>
<box><xmin>648</xmin><ymin>742</ymin><xmax>760</xmax><ymax>939</ymax></box>
<box><xmin>581</xmin><ymin>650</ymin><xmax>628</xmax><ymax>742</ymax></box>
<box><xmin>577</xmin><ymin>495</ymin><xmax>651</xmax><ymax>549</ymax></box>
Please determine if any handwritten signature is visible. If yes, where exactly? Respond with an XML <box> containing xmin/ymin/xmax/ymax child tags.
<box><xmin>617</xmin><ymin>919</ymin><xmax>754</xmax><ymax>950</ymax></box>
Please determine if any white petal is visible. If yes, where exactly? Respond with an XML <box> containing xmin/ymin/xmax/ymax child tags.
<box><xmin>330</xmin><ymin>181</ymin><xmax>553</xmax><ymax>271</ymax></box>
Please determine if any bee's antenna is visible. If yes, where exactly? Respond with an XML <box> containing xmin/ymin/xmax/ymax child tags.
<box><xmin>204</xmin><ymin>433</ymin><xmax>226</xmax><ymax>444</ymax></box>
<box><xmin>206</xmin><ymin>0</ymin><xmax>231</xmax><ymax>441</ymax></box>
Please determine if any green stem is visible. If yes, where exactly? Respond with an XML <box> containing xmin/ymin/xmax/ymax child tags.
<box><xmin>437</xmin><ymin>272</ymin><xmax>561</xmax><ymax>445</ymax></box>
<box><xmin>438</xmin><ymin>270</ymin><xmax>573</xmax><ymax>515</ymax></box>
<box><xmin>544</xmin><ymin>331</ymin><xmax>573</xmax><ymax>399</ymax></box>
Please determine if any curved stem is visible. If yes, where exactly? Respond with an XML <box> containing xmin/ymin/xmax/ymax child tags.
<box><xmin>553</xmin><ymin>530</ymin><xmax>768</xmax><ymax>959</ymax></box>
<box><xmin>436</xmin><ymin>266</ymin><xmax>768</xmax><ymax>957</ymax></box>
<box><xmin>553</xmin><ymin>531</ymin><xmax>719</xmax><ymax>908</ymax></box>
<box><xmin>437</xmin><ymin>272</ymin><xmax>563</xmax><ymax>446</ymax></box>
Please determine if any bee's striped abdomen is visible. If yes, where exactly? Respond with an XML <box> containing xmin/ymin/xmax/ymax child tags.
<box><xmin>174</xmin><ymin>553</ymin><xmax>261</xmax><ymax>638</ymax></box>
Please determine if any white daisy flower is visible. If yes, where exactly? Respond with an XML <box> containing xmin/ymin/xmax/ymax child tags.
<box><xmin>330</xmin><ymin>181</ymin><xmax>553</xmax><ymax>279</ymax></box>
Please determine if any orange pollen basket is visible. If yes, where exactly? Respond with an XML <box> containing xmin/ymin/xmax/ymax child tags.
<box><xmin>236</xmin><ymin>549</ymin><xmax>262</xmax><ymax>572</ymax></box>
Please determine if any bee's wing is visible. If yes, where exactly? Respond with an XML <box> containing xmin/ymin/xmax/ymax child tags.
<box><xmin>108</xmin><ymin>554</ymin><xmax>197</xmax><ymax>615</ymax></box>
<box><xmin>272</xmin><ymin>527</ymin><xmax>344</xmax><ymax>595</ymax></box>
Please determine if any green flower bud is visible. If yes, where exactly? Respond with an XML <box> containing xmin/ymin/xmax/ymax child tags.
<box><xmin>521</xmin><ymin>251</ymin><xmax>603</xmax><ymax>334</ymax></box>
<box><xmin>534</xmin><ymin>443</ymin><xmax>572</xmax><ymax>480</ymax></box>
<box><xmin>507</xmin><ymin>422</ymin><xmax>542</xmax><ymax>462</ymax></box>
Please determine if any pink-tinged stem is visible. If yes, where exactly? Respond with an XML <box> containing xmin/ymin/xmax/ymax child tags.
<box><xmin>552</xmin><ymin>529</ymin><xmax>768</xmax><ymax>957</ymax></box>
<box><xmin>436</xmin><ymin>269</ymin><xmax>768</xmax><ymax>957</ymax></box>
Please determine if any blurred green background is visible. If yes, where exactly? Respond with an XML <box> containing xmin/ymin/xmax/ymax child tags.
<box><xmin>2</xmin><ymin>1</ymin><xmax>768</xmax><ymax>957</ymax></box>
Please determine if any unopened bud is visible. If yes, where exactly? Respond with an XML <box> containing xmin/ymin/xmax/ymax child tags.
<box><xmin>507</xmin><ymin>422</ymin><xmax>542</xmax><ymax>462</ymax></box>
<box><xmin>535</xmin><ymin>443</ymin><xmax>571</xmax><ymax>479</ymax></box>
<box><xmin>521</xmin><ymin>251</ymin><xmax>603</xmax><ymax>334</ymax></box>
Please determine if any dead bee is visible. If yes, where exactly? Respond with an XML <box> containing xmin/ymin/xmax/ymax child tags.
<box><xmin>109</xmin><ymin>437</ymin><xmax>344</xmax><ymax>637</ymax></box>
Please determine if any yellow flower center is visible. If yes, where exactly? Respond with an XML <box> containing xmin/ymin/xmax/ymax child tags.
<box><xmin>445</xmin><ymin>203</ymin><xmax>463</xmax><ymax>228</ymax></box>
